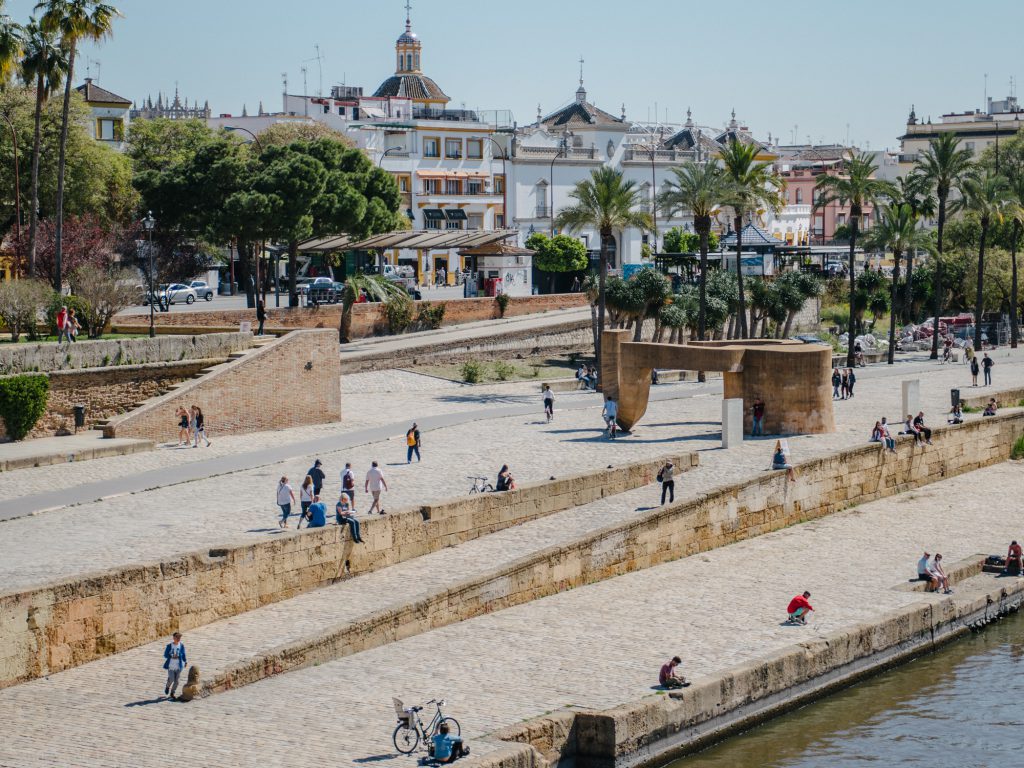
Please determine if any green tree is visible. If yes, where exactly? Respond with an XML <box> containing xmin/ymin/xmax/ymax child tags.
<box><xmin>890</xmin><ymin>172</ymin><xmax>936</xmax><ymax>322</ymax></box>
<box><xmin>659</xmin><ymin>160</ymin><xmax>731</xmax><ymax>340</ymax></box>
<box><xmin>916</xmin><ymin>133</ymin><xmax>974</xmax><ymax>358</ymax></box>
<box><xmin>864</xmin><ymin>203</ymin><xmax>934</xmax><ymax>363</ymax></box>
<box><xmin>627</xmin><ymin>267</ymin><xmax>671</xmax><ymax>341</ymax></box>
<box><xmin>718</xmin><ymin>140</ymin><xmax>784</xmax><ymax>339</ymax></box>
<box><xmin>338</xmin><ymin>273</ymin><xmax>406</xmax><ymax>343</ymax></box>
<box><xmin>814</xmin><ymin>152</ymin><xmax>894</xmax><ymax>366</ymax></box>
<box><xmin>257</xmin><ymin>120</ymin><xmax>353</xmax><ymax>148</ymax></box>
<box><xmin>525</xmin><ymin>232</ymin><xmax>587</xmax><ymax>292</ymax></box>
<box><xmin>125</xmin><ymin>117</ymin><xmax>215</xmax><ymax>175</ymax></box>
<box><xmin>38</xmin><ymin>0</ymin><xmax>121</xmax><ymax>291</ymax></box>
<box><xmin>960</xmin><ymin>168</ymin><xmax>1010</xmax><ymax>348</ymax></box>
<box><xmin>554</xmin><ymin>166</ymin><xmax>651</xmax><ymax>363</ymax></box>
<box><xmin>980</xmin><ymin>130</ymin><xmax>1024</xmax><ymax>348</ymax></box>
<box><xmin>705</xmin><ymin>267</ymin><xmax>738</xmax><ymax>337</ymax></box>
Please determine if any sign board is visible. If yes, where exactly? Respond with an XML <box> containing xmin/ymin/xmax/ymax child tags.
<box><xmin>239</xmin><ymin>321</ymin><xmax>252</xmax><ymax>334</ymax></box>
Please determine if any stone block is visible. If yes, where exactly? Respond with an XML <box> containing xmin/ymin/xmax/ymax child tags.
<box><xmin>722</xmin><ymin>398</ymin><xmax>744</xmax><ymax>448</ymax></box>
<box><xmin>902</xmin><ymin>379</ymin><xmax>920</xmax><ymax>420</ymax></box>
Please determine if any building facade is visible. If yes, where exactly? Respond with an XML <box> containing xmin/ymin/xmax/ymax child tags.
<box><xmin>75</xmin><ymin>78</ymin><xmax>131</xmax><ymax>151</ymax></box>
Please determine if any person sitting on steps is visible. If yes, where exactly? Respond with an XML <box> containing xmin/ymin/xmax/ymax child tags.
<box><xmin>983</xmin><ymin>398</ymin><xmax>997</xmax><ymax>417</ymax></box>
<box><xmin>430</xmin><ymin>721</ymin><xmax>469</xmax><ymax>763</ymax></box>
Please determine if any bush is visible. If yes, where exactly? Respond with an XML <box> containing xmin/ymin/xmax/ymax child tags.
<box><xmin>493</xmin><ymin>361</ymin><xmax>515</xmax><ymax>381</ymax></box>
<box><xmin>0</xmin><ymin>279</ymin><xmax>52</xmax><ymax>341</ymax></box>
<box><xmin>0</xmin><ymin>374</ymin><xmax>49</xmax><ymax>440</ymax></box>
<box><xmin>1013</xmin><ymin>434</ymin><xmax>1024</xmax><ymax>461</ymax></box>
<box><xmin>384</xmin><ymin>293</ymin><xmax>414</xmax><ymax>334</ymax></box>
<box><xmin>45</xmin><ymin>293</ymin><xmax>91</xmax><ymax>339</ymax></box>
<box><xmin>69</xmin><ymin>266</ymin><xmax>138</xmax><ymax>338</ymax></box>
<box><xmin>496</xmin><ymin>293</ymin><xmax>511</xmax><ymax>318</ymax></box>
<box><xmin>461</xmin><ymin>360</ymin><xmax>483</xmax><ymax>383</ymax></box>
<box><xmin>417</xmin><ymin>301</ymin><xmax>446</xmax><ymax>330</ymax></box>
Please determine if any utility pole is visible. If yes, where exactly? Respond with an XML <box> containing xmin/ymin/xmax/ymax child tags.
<box><xmin>301</xmin><ymin>66</ymin><xmax>308</xmax><ymax>116</ymax></box>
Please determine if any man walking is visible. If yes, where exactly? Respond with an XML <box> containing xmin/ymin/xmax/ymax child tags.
<box><xmin>751</xmin><ymin>397</ymin><xmax>765</xmax><ymax>436</ymax></box>
<box><xmin>658</xmin><ymin>461</ymin><xmax>675</xmax><ymax>505</ymax></box>
<box><xmin>982</xmin><ymin>353</ymin><xmax>994</xmax><ymax>386</ymax></box>
<box><xmin>256</xmin><ymin>300</ymin><xmax>266</xmax><ymax>336</ymax></box>
<box><xmin>542</xmin><ymin>384</ymin><xmax>555</xmax><ymax>423</ymax></box>
<box><xmin>406</xmin><ymin>424</ymin><xmax>421</xmax><ymax>463</ymax></box>
<box><xmin>341</xmin><ymin>462</ymin><xmax>356</xmax><ymax>506</ymax></box>
<box><xmin>365</xmin><ymin>461</ymin><xmax>388</xmax><ymax>515</ymax></box>
<box><xmin>163</xmin><ymin>631</ymin><xmax>187</xmax><ymax>700</ymax></box>
<box><xmin>307</xmin><ymin>459</ymin><xmax>326</xmax><ymax>498</ymax></box>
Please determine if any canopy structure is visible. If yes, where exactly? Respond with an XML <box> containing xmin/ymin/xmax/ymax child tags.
<box><xmin>457</xmin><ymin>240</ymin><xmax>534</xmax><ymax>258</ymax></box>
<box><xmin>299</xmin><ymin>228</ymin><xmax>520</xmax><ymax>253</ymax></box>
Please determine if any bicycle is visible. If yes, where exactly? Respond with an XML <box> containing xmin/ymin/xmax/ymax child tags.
<box><xmin>392</xmin><ymin>697</ymin><xmax>461</xmax><ymax>754</ymax></box>
<box><xmin>467</xmin><ymin>475</ymin><xmax>494</xmax><ymax>494</ymax></box>
<box><xmin>604</xmin><ymin>415</ymin><xmax>618</xmax><ymax>440</ymax></box>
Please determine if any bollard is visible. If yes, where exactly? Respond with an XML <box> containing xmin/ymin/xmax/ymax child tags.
<box><xmin>951</xmin><ymin>388</ymin><xmax>960</xmax><ymax>408</ymax></box>
<box><xmin>901</xmin><ymin>380</ymin><xmax>920</xmax><ymax>420</ymax></box>
<box><xmin>722</xmin><ymin>398</ymin><xmax>744</xmax><ymax>448</ymax></box>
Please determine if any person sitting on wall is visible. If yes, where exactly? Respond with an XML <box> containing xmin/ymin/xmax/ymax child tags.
<box><xmin>772</xmin><ymin>440</ymin><xmax>797</xmax><ymax>482</ymax></box>
<box><xmin>430</xmin><ymin>721</ymin><xmax>469</xmax><ymax>763</ymax></box>
<box><xmin>1005</xmin><ymin>541</ymin><xmax>1023</xmax><ymax>576</ymax></box>
<box><xmin>948</xmin><ymin>403</ymin><xmax>964</xmax><ymax>424</ymax></box>
<box><xmin>917</xmin><ymin>551</ymin><xmax>940</xmax><ymax>591</ymax></box>
<box><xmin>496</xmin><ymin>464</ymin><xmax>515</xmax><ymax>492</ymax></box>
<box><xmin>913</xmin><ymin>412</ymin><xmax>933</xmax><ymax>445</ymax></box>
<box><xmin>786</xmin><ymin>591</ymin><xmax>814</xmax><ymax>625</ymax></box>
<box><xmin>902</xmin><ymin>415</ymin><xmax>925</xmax><ymax>446</ymax></box>
<box><xmin>983</xmin><ymin>398</ymin><xmax>997</xmax><ymax>417</ymax></box>
<box><xmin>305</xmin><ymin>495</ymin><xmax>327</xmax><ymax>528</ymax></box>
<box><xmin>658</xmin><ymin>656</ymin><xmax>689</xmax><ymax>689</ymax></box>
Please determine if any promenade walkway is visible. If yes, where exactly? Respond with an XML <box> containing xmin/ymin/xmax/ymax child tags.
<box><xmin>0</xmin><ymin>459</ymin><xmax>1019</xmax><ymax>767</ymax></box>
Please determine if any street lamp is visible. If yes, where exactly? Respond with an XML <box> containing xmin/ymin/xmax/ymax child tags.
<box><xmin>378</xmin><ymin>145</ymin><xmax>404</xmax><ymax>167</ymax></box>
<box><xmin>143</xmin><ymin>211</ymin><xmax>156</xmax><ymax>338</ymax></box>
<box><xmin>224</xmin><ymin>125</ymin><xmax>263</xmax><ymax>152</ymax></box>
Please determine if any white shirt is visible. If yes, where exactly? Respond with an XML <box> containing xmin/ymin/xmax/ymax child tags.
<box><xmin>917</xmin><ymin>556</ymin><xmax>930</xmax><ymax>576</ymax></box>
<box><xmin>543</xmin><ymin>389</ymin><xmax>554</xmax><ymax>402</ymax></box>
<box><xmin>166</xmin><ymin>641</ymin><xmax>184</xmax><ymax>672</ymax></box>
<box><xmin>366</xmin><ymin>467</ymin><xmax>385</xmax><ymax>492</ymax></box>
<box><xmin>300</xmin><ymin>485</ymin><xmax>314</xmax><ymax>503</ymax></box>
<box><xmin>603</xmin><ymin>401</ymin><xmax>618</xmax><ymax>419</ymax></box>
<box><xmin>276</xmin><ymin>483</ymin><xmax>293</xmax><ymax>506</ymax></box>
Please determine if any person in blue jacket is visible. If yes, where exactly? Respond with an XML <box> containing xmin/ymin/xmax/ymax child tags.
<box><xmin>163</xmin><ymin>632</ymin><xmax>187</xmax><ymax>699</ymax></box>
<box><xmin>431</xmin><ymin>721</ymin><xmax>469</xmax><ymax>763</ymax></box>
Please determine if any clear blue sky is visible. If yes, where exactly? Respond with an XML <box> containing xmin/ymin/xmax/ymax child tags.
<box><xmin>8</xmin><ymin>0</ymin><xmax>1022</xmax><ymax>150</ymax></box>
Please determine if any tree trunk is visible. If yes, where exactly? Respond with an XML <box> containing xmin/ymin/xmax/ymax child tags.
<box><xmin>339</xmin><ymin>301</ymin><xmax>354</xmax><ymax>343</ymax></box>
<box><xmin>632</xmin><ymin>313</ymin><xmax>644</xmax><ymax>342</ymax></box>
<box><xmin>846</xmin><ymin>215</ymin><xmax>859</xmax><ymax>368</ymax></box>
<box><xmin>597</xmin><ymin>230</ymin><xmax>609</xmax><ymax>366</ymax></box>
<box><xmin>288</xmin><ymin>239</ymin><xmax>299</xmax><ymax>308</ymax></box>
<box><xmin>52</xmin><ymin>44</ymin><xmax>76</xmax><ymax>292</ymax></box>
<box><xmin>726</xmin><ymin>315</ymin><xmax>734</xmax><ymax>339</ymax></box>
<box><xmin>903</xmin><ymin>249</ymin><xmax>914</xmax><ymax>324</ymax></box>
<box><xmin>1011</xmin><ymin>219</ymin><xmax>1020</xmax><ymax>349</ymax></box>
<box><xmin>974</xmin><ymin>217</ymin><xmax>988</xmax><ymax>350</ymax></box>
<box><xmin>589</xmin><ymin>302</ymin><xmax>599</xmax><ymax>358</ymax></box>
<box><xmin>236</xmin><ymin>242</ymin><xmax>255</xmax><ymax>308</ymax></box>
<box><xmin>734</xmin><ymin>213</ymin><xmax>748</xmax><ymax>338</ymax></box>
<box><xmin>28</xmin><ymin>70</ymin><xmax>45</xmax><ymax>277</ymax></box>
<box><xmin>887</xmin><ymin>248</ymin><xmax>902</xmax><ymax>365</ymax></box>
<box><xmin>930</xmin><ymin>196</ymin><xmax>947</xmax><ymax>359</ymax></box>
<box><xmin>697</xmin><ymin>218</ymin><xmax>709</xmax><ymax>340</ymax></box>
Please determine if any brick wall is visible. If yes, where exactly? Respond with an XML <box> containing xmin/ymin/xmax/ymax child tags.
<box><xmin>112</xmin><ymin>294</ymin><xmax>588</xmax><ymax>338</ymax></box>
<box><xmin>101</xmin><ymin>329</ymin><xmax>341</xmax><ymax>442</ymax></box>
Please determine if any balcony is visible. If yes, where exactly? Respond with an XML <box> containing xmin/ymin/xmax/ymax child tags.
<box><xmin>535</xmin><ymin>205</ymin><xmax>552</xmax><ymax>218</ymax></box>
<box><xmin>622</xmin><ymin>148</ymin><xmax>694</xmax><ymax>163</ymax></box>
<box><xmin>517</xmin><ymin>145</ymin><xmax>598</xmax><ymax>160</ymax></box>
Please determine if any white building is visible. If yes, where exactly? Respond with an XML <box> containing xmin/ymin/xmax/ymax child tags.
<box><xmin>75</xmin><ymin>78</ymin><xmax>131</xmax><ymax>151</ymax></box>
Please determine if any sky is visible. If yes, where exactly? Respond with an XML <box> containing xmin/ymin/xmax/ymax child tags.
<box><xmin>8</xmin><ymin>0</ymin><xmax>1024</xmax><ymax>151</ymax></box>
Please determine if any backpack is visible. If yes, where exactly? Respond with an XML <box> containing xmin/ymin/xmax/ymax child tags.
<box><xmin>343</xmin><ymin>472</ymin><xmax>354</xmax><ymax>490</ymax></box>
<box><xmin>656</xmin><ymin>468</ymin><xmax>664</xmax><ymax>482</ymax></box>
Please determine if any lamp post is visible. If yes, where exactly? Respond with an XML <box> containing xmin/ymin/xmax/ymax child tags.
<box><xmin>224</xmin><ymin>125</ymin><xmax>263</xmax><ymax>152</ymax></box>
<box><xmin>378</xmin><ymin>145</ymin><xmax>404</xmax><ymax>167</ymax></box>
<box><xmin>143</xmin><ymin>211</ymin><xmax>156</xmax><ymax>338</ymax></box>
<box><xmin>642</xmin><ymin>140</ymin><xmax>659</xmax><ymax>254</ymax></box>
<box><xmin>0</xmin><ymin>112</ymin><xmax>20</xmax><ymax>263</ymax></box>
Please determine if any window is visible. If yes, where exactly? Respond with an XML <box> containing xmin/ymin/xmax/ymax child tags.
<box><xmin>496</xmin><ymin>213</ymin><xmax>505</xmax><ymax>228</ymax></box>
<box><xmin>423</xmin><ymin>137</ymin><xmax>440</xmax><ymax>157</ymax></box>
<box><xmin>837</xmin><ymin>213</ymin><xmax>846</xmax><ymax>226</ymax></box>
<box><xmin>445</xmin><ymin>220</ymin><xmax>462</xmax><ymax>229</ymax></box>
<box><xmin>397</xmin><ymin>175</ymin><xmax>410</xmax><ymax>193</ymax></box>
<box><xmin>467</xmin><ymin>179</ymin><xmax>483</xmax><ymax>195</ymax></box>
<box><xmin>426</xmin><ymin>218</ymin><xmax>442</xmax><ymax>230</ymax></box>
<box><xmin>444</xmin><ymin>178</ymin><xmax>461</xmax><ymax>195</ymax></box>
<box><xmin>467</xmin><ymin>139</ymin><xmax>483</xmax><ymax>159</ymax></box>
<box><xmin>445</xmin><ymin>138</ymin><xmax>462</xmax><ymax>158</ymax></box>
<box><xmin>97</xmin><ymin>118</ymin><xmax>123</xmax><ymax>142</ymax></box>
<box><xmin>423</xmin><ymin>178</ymin><xmax>441</xmax><ymax>194</ymax></box>
<box><xmin>862</xmin><ymin>214</ymin><xmax>871</xmax><ymax>228</ymax></box>
<box><xmin>323</xmin><ymin>105</ymin><xmax>330</xmax><ymax>114</ymax></box>
<box><xmin>494</xmin><ymin>175</ymin><xmax>505</xmax><ymax>194</ymax></box>
<box><xmin>966</xmin><ymin>141</ymin><xmax>975</xmax><ymax>152</ymax></box>
<box><xmin>468</xmin><ymin>213</ymin><xmax>484</xmax><ymax>230</ymax></box>
<box><xmin>795</xmin><ymin>189</ymin><xmax>803</xmax><ymax>205</ymax></box>
<box><xmin>423</xmin><ymin>209</ymin><xmax>446</xmax><ymax>229</ymax></box>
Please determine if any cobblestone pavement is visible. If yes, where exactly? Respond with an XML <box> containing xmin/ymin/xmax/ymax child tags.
<box><xmin>2</xmin><ymin>351</ymin><xmax>1023</xmax><ymax>594</ymax></box>
<box><xmin>0</xmin><ymin>458</ymin><xmax>1020</xmax><ymax>767</ymax></box>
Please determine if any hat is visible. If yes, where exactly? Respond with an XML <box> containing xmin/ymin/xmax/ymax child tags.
<box><xmin>314</xmin><ymin>459</ymin><xmax>322</xmax><ymax>466</ymax></box>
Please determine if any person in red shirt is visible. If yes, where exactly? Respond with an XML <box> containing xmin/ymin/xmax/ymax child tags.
<box><xmin>787</xmin><ymin>591</ymin><xmax>813</xmax><ymax>624</ymax></box>
<box><xmin>1006</xmin><ymin>541</ymin><xmax>1023</xmax><ymax>576</ymax></box>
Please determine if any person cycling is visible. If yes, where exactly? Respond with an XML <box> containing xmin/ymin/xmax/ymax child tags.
<box><xmin>602</xmin><ymin>396</ymin><xmax>619</xmax><ymax>438</ymax></box>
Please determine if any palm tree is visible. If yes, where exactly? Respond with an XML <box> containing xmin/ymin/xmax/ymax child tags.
<box><xmin>338</xmin><ymin>273</ymin><xmax>408</xmax><ymax>343</ymax></box>
<box><xmin>864</xmin><ymin>204</ymin><xmax>934</xmax><ymax>364</ymax></box>
<box><xmin>20</xmin><ymin>18</ymin><xmax>66</xmax><ymax>278</ymax></box>
<box><xmin>960</xmin><ymin>169</ymin><xmax>1010</xmax><ymax>349</ymax></box>
<box><xmin>891</xmin><ymin>173</ymin><xmax>936</xmax><ymax>323</ymax></box>
<box><xmin>915</xmin><ymin>134</ymin><xmax>974</xmax><ymax>358</ymax></box>
<box><xmin>37</xmin><ymin>0</ymin><xmax>120</xmax><ymax>292</ymax></box>
<box><xmin>658</xmin><ymin>160</ymin><xmax>729</xmax><ymax>340</ymax></box>
<box><xmin>814</xmin><ymin>152</ymin><xmax>894</xmax><ymax>367</ymax></box>
<box><xmin>555</xmin><ymin>167</ymin><xmax>651</xmax><ymax>363</ymax></box>
<box><xmin>718</xmin><ymin>139</ymin><xmax>784</xmax><ymax>339</ymax></box>
<box><xmin>999</xmin><ymin>159</ymin><xmax>1024</xmax><ymax>349</ymax></box>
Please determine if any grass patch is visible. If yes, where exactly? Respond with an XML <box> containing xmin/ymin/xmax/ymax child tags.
<box><xmin>1012</xmin><ymin>434</ymin><xmax>1024</xmax><ymax>460</ymax></box>
<box><xmin>414</xmin><ymin>355</ymin><xmax>584</xmax><ymax>384</ymax></box>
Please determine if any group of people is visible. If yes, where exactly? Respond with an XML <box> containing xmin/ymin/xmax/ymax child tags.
<box><xmin>916</xmin><ymin>551</ymin><xmax>953</xmax><ymax>594</ymax></box>
<box><xmin>831</xmin><ymin>368</ymin><xmax>857</xmax><ymax>400</ymax></box>
<box><xmin>174</xmin><ymin>405</ymin><xmax>211</xmax><ymax>448</ymax></box>
<box><xmin>54</xmin><ymin>305</ymin><xmax>82</xmax><ymax>345</ymax></box>
<box><xmin>575</xmin><ymin>364</ymin><xmax>599</xmax><ymax>391</ymax></box>
<box><xmin>968</xmin><ymin>351</ymin><xmax>994</xmax><ymax>387</ymax></box>
<box><xmin>869</xmin><ymin>412</ymin><xmax>933</xmax><ymax>450</ymax></box>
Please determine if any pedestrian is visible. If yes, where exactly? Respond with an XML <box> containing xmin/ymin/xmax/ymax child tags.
<box><xmin>55</xmin><ymin>304</ymin><xmax>69</xmax><ymax>345</ymax></box>
<box><xmin>575</xmin><ymin>364</ymin><xmax>587</xmax><ymax>390</ymax></box>
<box><xmin>542</xmin><ymin>384</ymin><xmax>555</xmax><ymax>423</ymax></box>
<box><xmin>306</xmin><ymin>458</ymin><xmax>326</xmax><ymax>497</ymax></box>
<box><xmin>298</xmin><ymin>475</ymin><xmax>314</xmax><ymax>527</ymax></box>
<box><xmin>982</xmin><ymin>353</ymin><xmax>993</xmax><ymax>386</ymax></box>
<box><xmin>277</xmin><ymin>475</ymin><xmax>295</xmax><ymax>528</ymax></box>
<box><xmin>786</xmin><ymin>591</ymin><xmax>814</xmax><ymax>625</ymax></box>
<box><xmin>256</xmin><ymin>300</ymin><xmax>266</xmax><ymax>336</ymax></box>
<box><xmin>913</xmin><ymin>412</ymin><xmax>933</xmax><ymax>445</ymax></box>
<box><xmin>657</xmin><ymin>461</ymin><xmax>675</xmax><ymax>505</ymax></box>
<box><xmin>931</xmin><ymin>553</ymin><xmax>952</xmax><ymax>594</ymax></box>
<box><xmin>840</xmin><ymin>369</ymin><xmax>849</xmax><ymax>400</ymax></box>
<box><xmin>175</xmin><ymin>406</ymin><xmax>191</xmax><ymax>446</ymax></box>
<box><xmin>305</xmin><ymin>494</ymin><xmax>327</xmax><ymax>528</ymax></box>
<box><xmin>571</xmin><ymin>275</ymin><xmax>581</xmax><ymax>292</ymax></box>
<box><xmin>163</xmin><ymin>631</ymin><xmax>187</xmax><ymax>700</ymax></box>
<box><xmin>335</xmin><ymin>493</ymin><xmax>364</xmax><ymax>543</ymax></box>
<box><xmin>496</xmin><ymin>464</ymin><xmax>515</xmax><ymax>491</ymax></box>
<box><xmin>365</xmin><ymin>461</ymin><xmax>387</xmax><ymax>515</ymax></box>
<box><xmin>917</xmin><ymin>551</ymin><xmax>939</xmax><ymax>591</ymax></box>
<box><xmin>406</xmin><ymin>423</ymin><xmax>421</xmax><ymax>463</ymax></box>
<box><xmin>846</xmin><ymin>368</ymin><xmax>856</xmax><ymax>398</ymax></box>
<box><xmin>970</xmin><ymin>355</ymin><xmax>980</xmax><ymax>386</ymax></box>
<box><xmin>903</xmin><ymin>414</ymin><xmax>925</xmax><ymax>446</ymax></box>
<box><xmin>66</xmin><ymin>307</ymin><xmax>80</xmax><ymax>342</ymax></box>
<box><xmin>751</xmin><ymin>397</ymin><xmax>765</xmax><ymax>436</ymax></box>
<box><xmin>658</xmin><ymin>656</ymin><xmax>688</xmax><ymax>689</ymax></box>
<box><xmin>341</xmin><ymin>462</ymin><xmax>356</xmax><ymax>506</ymax></box>
<box><xmin>191</xmin><ymin>405</ymin><xmax>211</xmax><ymax>447</ymax></box>
<box><xmin>831</xmin><ymin>368</ymin><xmax>841</xmax><ymax>399</ymax></box>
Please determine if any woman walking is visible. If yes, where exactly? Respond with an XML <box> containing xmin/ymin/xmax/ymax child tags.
<box><xmin>298</xmin><ymin>475</ymin><xmax>315</xmax><ymax>528</ymax></box>
<box><xmin>970</xmin><ymin>355</ymin><xmax>980</xmax><ymax>386</ymax></box>
<box><xmin>542</xmin><ymin>383</ymin><xmax>555</xmax><ymax>423</ymax></box>
<box><xmin>277</xmin><ymin>476</ymin><xmax>296</xmax><ymax>529</ymax></box>
<box><xmin>191</xmin><ymin>406</ymin><xmax>211</xmax><ymax>447</ymax></box>
<box><xmin>175</xmin><ymin>406</ymin><xmax>191</xmax><ymax>446</ymax></box>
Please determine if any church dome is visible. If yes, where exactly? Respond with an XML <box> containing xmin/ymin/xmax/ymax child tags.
<box><xmin>397</xmin><ymin>29</ymin><xmax>418</xmax><ymax>43</ymax></box>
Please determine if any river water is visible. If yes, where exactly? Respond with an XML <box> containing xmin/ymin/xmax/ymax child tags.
<box><xmin>668</xmin><ymin>609</ymin><xmax>1024</xmax><ymax>768</ymax></box>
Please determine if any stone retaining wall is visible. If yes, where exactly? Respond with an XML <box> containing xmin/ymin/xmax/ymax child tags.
<box><xmin>101</xmin><ymin>329</ymin><xmax>341</xmax><ymax>441</ymax></box>
<box><xmin>0</xmin><ymin>451</ymin><xmax>698</xmax><ymax>688</ymax></box>
<box><xmin>962</xmin><ymin>385</ymin><xmax>1024</xmax><ymax>410</ymax></box>
<box><xmin>0</xmin><ymin>332</ymin><xmax>251</xmax><ymax>374</ymax></box>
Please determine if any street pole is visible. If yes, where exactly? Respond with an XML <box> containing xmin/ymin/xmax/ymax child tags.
<box><xmin>549</xmin><ymin>138</ymin><xmax>566</xmax><ymax>236</ymax></box>
<box><xmin>143</xmin><ymin>211</ymin><xmax>156</xmax><ymax>338</ymax></box>
<box><xmin>225</xmin><ymin>128</ymin><xmax>264</xmax><ymax>299</ymax></box>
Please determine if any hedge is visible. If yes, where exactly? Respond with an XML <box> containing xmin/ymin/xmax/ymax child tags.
<box><xmin>0</xmin><ymin>374</ymin><xmax>49</xmax><ymax>440</ymax></box>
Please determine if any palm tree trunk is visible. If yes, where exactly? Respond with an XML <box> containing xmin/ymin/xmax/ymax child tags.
<box><xmin>28</xmin><ymin>70</ymin><xmax>45</xmax><ymax>278</ymax></box>
<box><xmin>597</xmin><ymin>231</ymin><xmax>609</xmax><ymax>365</ymax></box>
<box><xmin>697</xmin><ymin>224</ymin><xmax>709</xmax><ymax>340</ymax></box>
<box><xmin>288</xmin><ymin>239</ymin><xmax>299</xmax><ymax>308</ymax></box>
<box><xmin>1011</xmin><ymin>219</ymin><xmax>1020</xmax><ymax>349</ymax></box>
<box><xmin>734</xmin><ymin>213</ymin><xmax>747</xmax><ymax>338</ymax></box>
<box><xmin>589</xmin><ymin>302</ymin><xmax>599</xmax><ymax>357</ymax></box>
<box><xmin>903</xmin><ymin>249</ymin><xmax>914</xmax><ymax>323</ymax></box>
<box><xmin>974</xmin><ymin>217</ymin><xmax>988</xmax><ymax>350</ymax></box>
<box><xmin>887</xmin><ymin>248</ymin><xmax>902</xmax><ymax>365</ymax></box>
<box><xmin>930</xmin><ymin>196</ymin><xmax>947</xmax><ymax>359</ymax></box>
<box><xmin>846</xmin><ymin>215</ymin><xmax>859</xmax><ymax>368</ymax></box>
<box><xmin>52</xmin><ymin>43</ymin><xmax>76</xmax><ymax>292</ymax></box>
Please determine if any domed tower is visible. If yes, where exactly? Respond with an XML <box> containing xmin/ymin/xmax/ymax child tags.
<box><xmin>373</xmin><ymin>2</ymin><xmax>450</xmax><ymax>108</ymax></box>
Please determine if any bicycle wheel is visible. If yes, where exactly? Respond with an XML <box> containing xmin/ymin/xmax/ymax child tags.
<box><xmin>440</xmin><ymin>717</ymin><xmax>461</xmax><ymax>736</ymax></box>
<box><xmin>483</xmin><ymin>483</ymin><xmax>494</xmax><ymax>493</ymax></box>
<box><xmin>393</xmin><ymin>724</ymin><xmax>420</xmax><ymax>754</ymax></box>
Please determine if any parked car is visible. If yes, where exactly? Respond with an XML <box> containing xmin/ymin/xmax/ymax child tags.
<box><xmin>189</xmin><ymin>280</ymin><xmax>215</xmax><ymax>301</ymax></box>
<box><xmin>307</xmin><ymin>276</ymin><xmax>338</xmax><ymax>305</ymax></box>
<box><xmin>162</xmin><ymin>283</ymin><xmax>197</xmax><ymax>305</ymax></box>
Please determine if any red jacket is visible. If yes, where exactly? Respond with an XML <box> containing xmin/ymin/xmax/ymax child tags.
<box><xmin>787</xmin><ymin>595</ymin><xmax>812</xmax><ymax>614</ymax></box>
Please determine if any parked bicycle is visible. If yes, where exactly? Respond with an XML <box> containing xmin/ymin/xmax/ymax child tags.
<box><xmin>467</xmin><ymin>475</ymin><xmax>494</xmax><ymax>494</ymax></box>
<box><xmin>392</xmin><ymin>697</ymin><xmax>461</xmax><ymax>754</ymax></box>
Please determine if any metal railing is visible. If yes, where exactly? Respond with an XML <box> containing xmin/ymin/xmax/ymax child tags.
<box><xmin>535</xmin><ymin>205</ymin><xmax>552</xmax><ymax>218</ymax></box>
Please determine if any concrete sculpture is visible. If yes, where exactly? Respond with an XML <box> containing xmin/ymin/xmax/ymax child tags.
<box><xmin>600</xmin><ymin>329</ymin><xmax>835</xmax><ymax>435</ymax></box>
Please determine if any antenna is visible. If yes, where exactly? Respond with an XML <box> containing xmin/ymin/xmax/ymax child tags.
<box><xmin>86</xmin><ymin>57</ymin><xmax>101</xmax><ymax>82</ymax></box>
<box><xmin>305</xmin><ymin>45</ymin><xmax>324</xmax><ymax>97</ymax></box>
<box><xmin>301</xmin><ymin>66</ymin><xmax>308</xmax><ymax>116</ymax></box>
<box><xmin>984</xmin><ymin>72</ymin><xmax>988</xmax><ymax>110</ymax></box>
<box><xmin>281</xmin><ymin>72</ymin><xmax>288</xmax><ymax>112</ymax></box>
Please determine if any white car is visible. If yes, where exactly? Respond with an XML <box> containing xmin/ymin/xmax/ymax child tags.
<box><xmin>162</xmin><ymin>283</ymin><xmax>197</xmax><ymax>305</ymax></box>
<box><xmin>189</xmin><ymin>280</ymin><xmax>215</xmax><ymax>301</ymax></box>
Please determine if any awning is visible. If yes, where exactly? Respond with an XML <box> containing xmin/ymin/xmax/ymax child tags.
<box><xmin>416</xmin><ymin>170</ymin><xmax>448</xmax><ymax>178</ymax></box>
<box><xmin>296</xmin><ymin>234</ymin><xmax>356</xmax><ymax>253</ymax></box>
<box><xmin>444</xmin><ymin>209</ymin><xmax>468</xmax><ymax>221</ymax></box>
<box><xmin>345</xmin><ymin>228</ymin><xmax>519</xmax><ymax>251</ymax></box>
<box><xmin>360</xmin><ymin>106</ymin><xmax>386</xmax><ymax>118</ymax></box>
<box><xmin>423</xmin><ymin>209</ymin><xmax>446</xmax><ymax>221</ymax></box>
